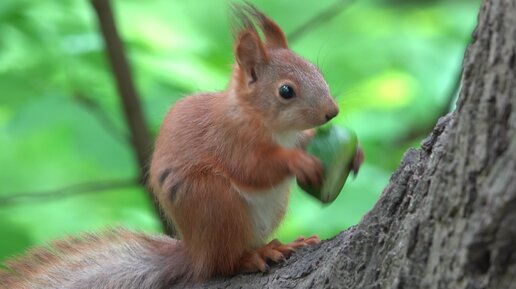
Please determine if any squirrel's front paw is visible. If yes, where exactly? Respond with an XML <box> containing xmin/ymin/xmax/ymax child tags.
<box><xmin>287</xmin><ymin>150</ymin><xmax>323</xmax><ymax>187</ymax></box>
<box><xmin>351</xmin><ymin>144</ymin><xmax>365</xmax><ymax>176</ymax></box>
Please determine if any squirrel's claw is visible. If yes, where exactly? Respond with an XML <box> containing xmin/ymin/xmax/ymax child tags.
<box><xmin>351</xmin><ymin>144</ymin><xmax>365</xmax><ymax>177</ymax></box>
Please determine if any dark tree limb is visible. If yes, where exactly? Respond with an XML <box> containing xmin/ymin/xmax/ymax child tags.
<box><xmin>90</xmin><ymin>0</ymin><xmax>175</xmax><ymax>236</ymax></box>
<box><xmin>189</xmin><ymin>0</ymin><xmax>516</xmax><ymax>288</ymax></box>
<box><xmin>90</xmin><ymin>0</ymin><xmax>152</xmax><ymax>181</ymax></box>
<box><xmin>288</xmin><ymin>0</ymin><xmax>358</xmax><ymax>42</ymax></box>
<box><xmin>0</xmin><ymin>179</ymin><xmax>138</xmax><ymax>206</ymax></box>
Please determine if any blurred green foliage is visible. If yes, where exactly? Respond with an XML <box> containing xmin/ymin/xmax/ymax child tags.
<box><xmin>0</xmin><ymin>0</ymin><xmax>481</xmax><ymax>262</ymax></box>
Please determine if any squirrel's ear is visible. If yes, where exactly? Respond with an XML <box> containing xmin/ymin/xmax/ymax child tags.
<box><xmin>245</xmin><ymin>3</ymin><xmax>288</xmax><ymax>49</ymax></box>
<box><xmin>235</xmin><ymin>30</ymin><xmax>268</xmax><ymax>83</ymax></box>
<box><xmin>260</xmin><ymin>16</ymin><xmax>288</xmax><ymax>49</ymax></box>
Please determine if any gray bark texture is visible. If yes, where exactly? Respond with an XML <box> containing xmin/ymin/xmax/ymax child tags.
<box><xmin>190</xmin><ymin>0</ymin><xmax>516</xmax><ymax>288</ymax></box>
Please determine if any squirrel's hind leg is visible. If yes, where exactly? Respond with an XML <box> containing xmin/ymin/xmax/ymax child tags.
<box><xmin>171</xmin><ymin>175</ymin><xmax>255</xmax><ymax>279</ymax></box>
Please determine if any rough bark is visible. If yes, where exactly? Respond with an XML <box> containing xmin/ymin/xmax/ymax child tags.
<box><xmin>188</xmin><ymin>0</ymin><xmax>516</xmax><ymax>288</ymax></box>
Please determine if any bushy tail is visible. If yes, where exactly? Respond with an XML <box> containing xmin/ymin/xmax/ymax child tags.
<box><xmin>0</xmin><ymin>228</ymin><xmax>189</xmax><ymax>289</ymax></box>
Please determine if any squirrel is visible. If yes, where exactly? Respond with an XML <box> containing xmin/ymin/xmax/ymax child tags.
<box><xmin>0</xmin><ymin>3</ymin><xmax>352</xmax><ymax>289</ymax></box>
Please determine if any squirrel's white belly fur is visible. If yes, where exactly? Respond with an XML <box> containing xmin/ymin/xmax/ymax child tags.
<box><xmin>236</xmin><ymin>131</ymin><xmax>299</xmax><ymax>246</ymax></box>
<box><xmin>237</xmin><ymin>178</ymin><xmax>292</xmax><ymax>246</ymax></box>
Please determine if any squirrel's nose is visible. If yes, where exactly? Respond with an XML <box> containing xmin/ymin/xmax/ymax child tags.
<box><xmin>325</xmin><ymin>108</ymin><xmax>339</xmax><ymax>122</ymax></box>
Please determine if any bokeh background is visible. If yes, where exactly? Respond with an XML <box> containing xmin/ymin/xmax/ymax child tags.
<box><xmin>0</xmin><ymin>0</ymin><xmax>481</xmax><ymax>262</ymax></box>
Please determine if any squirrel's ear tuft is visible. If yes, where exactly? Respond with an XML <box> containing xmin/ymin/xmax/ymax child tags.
<box><xmin>243</xmin><ymin>2</ymin><xmax>288</xmax><ymax>49</ymax></box>
<box><xmin>235</xmin><ymin>30</ymin><xmax>268</xmax><ymax>83</ymax></box>
<box><xmin>231</xmin><ymin>2</ymin><xmax>288</xmax><ymax>50</ymax></box>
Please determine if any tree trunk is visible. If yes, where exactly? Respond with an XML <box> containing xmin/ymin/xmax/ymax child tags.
<box><xmin>190</xmin><ymin>0</ymin><xmax>516</xmax><ymax>288</ymax></box>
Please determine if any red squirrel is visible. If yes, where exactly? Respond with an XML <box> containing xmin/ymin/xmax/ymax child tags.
<box><xmin>0</xmin><ymin>3</ymin><xmax>345</xmax><ymax>289</ymax></box>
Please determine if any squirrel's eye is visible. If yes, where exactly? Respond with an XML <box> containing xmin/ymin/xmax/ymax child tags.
<box><xmin>279</xmin><ymin>85</ymin><xmax>295</xmax><ymax>99</ymax></box>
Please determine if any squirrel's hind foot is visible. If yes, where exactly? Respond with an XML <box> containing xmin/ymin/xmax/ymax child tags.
<box><xmin>237</xmin><ymin>235</ymin><xmax>321</xmax><ymax>274</ymax></box>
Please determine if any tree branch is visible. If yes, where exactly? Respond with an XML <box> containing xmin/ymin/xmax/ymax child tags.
<box><xmin>90</xmin><ymin>0</ymin><xmax>175</xmax><ymax>236</ymax></box>
<box><xmin>90</xmin><ymin>0</ymin><xmax>152</xmax><ymax>180</ymax></box>
<box><xmin>0</xmin><ymin>179</ymin><xmax>138</xmax><ymax>206</ymax></box>
<box><xmin>288</xmin><ymin>0</ymin><xmax>358</xmax><ymax>43</ymax></box>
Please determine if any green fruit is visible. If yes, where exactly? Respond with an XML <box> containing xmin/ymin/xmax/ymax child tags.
<box><xmin>298</xmin><ymin>125</ymin><xmax>358</xmax><ymax>204</ymax></box>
